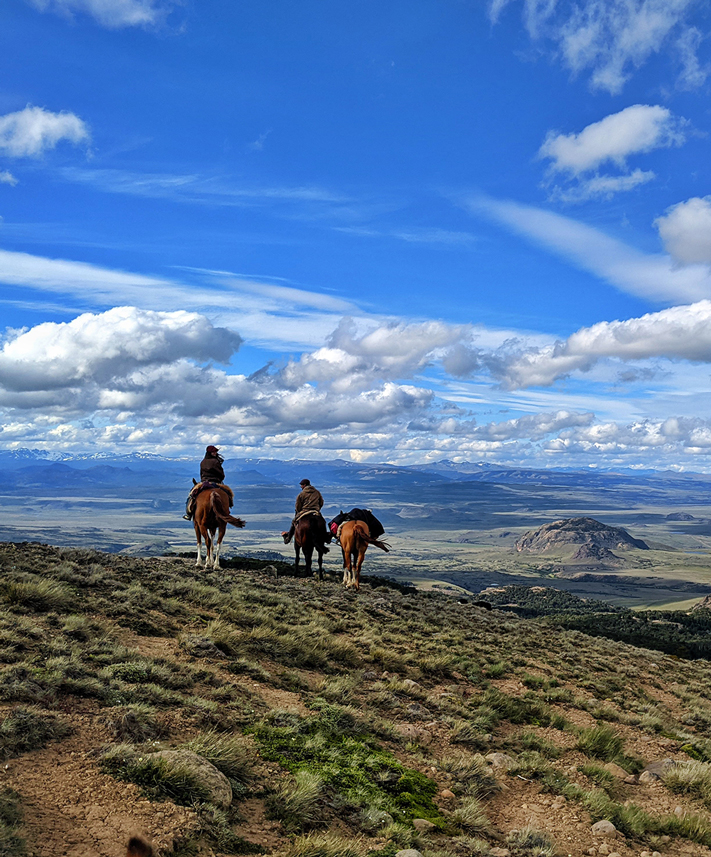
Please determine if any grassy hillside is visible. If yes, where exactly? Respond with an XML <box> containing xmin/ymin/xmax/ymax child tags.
<box><xmin>3</xmin><ymin>542</ymin><xmax>711</xmax><ymax>857</ymax></box>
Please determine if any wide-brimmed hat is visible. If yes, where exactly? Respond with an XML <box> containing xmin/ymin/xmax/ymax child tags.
<box><xmin>300</xmin><ymin>478</ymin><xmax>310</xmax><ymax>486</ymax></box>
<box><xmin>206</xmin><ymin>445</ymin><xmax>220</xmax><ymax>454</ymax></box>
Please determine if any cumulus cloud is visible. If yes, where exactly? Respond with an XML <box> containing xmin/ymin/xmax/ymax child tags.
<box><xmin>0</xmin><ymin>307</ymin><xmax>241</xmax><ymax>392</ymax></box>
<box><xmin>474</xmin><ymin>196</ymin><xmax>711</xmax><ymax>303</ymax></box>
<box><xmin>274</xmin><ymin>318</ymin><xmax>482</xmax><ymax>393</ymax></box>
<box><xmin>540</xmin><ymin>105</ymin><xmax>683</xmax><ymax>175</ymax></box>
<box><xmin>539</xmin><ymin>105</ymin><xmax>684</xmax><ymax>201</ymax></box>
<box><xmin>27</xmin><ymin>0</ymin><xmax>174</xmax><ymax>28</ymax></box>
<box><xmin>492</xmin><ymin>300</ymin><xmax>711</xmax><ymax>388</ymax></box>
<box><xmin>0</xmin><ymin>171</ymin><xmax>18</xmax><ymax>186</ymax></box>
<box><xmin>655</xmin><ymin>196</ymin><xmax>711</xmax><ymax>265</ymax></box>
<box><xmin>0</xmin><ymin>106</ymin><xmax>89</xmax><ymax>158</ymax></box>
<box><xmin>490</xmin><ymin>0</ymin><xmax>703</xmax><ymax>93</ymax></box>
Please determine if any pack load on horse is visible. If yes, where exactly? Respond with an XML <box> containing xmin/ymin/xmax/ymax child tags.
<box><xmin>339</xmin><ymin>518</ymin><xmax>390</xmax><ymax>591</ymax></box>
<box><xmin>328</xmin><ymin>508</ymin><xmax>389</xmax><ymax>590</ymax></box>
<box><xmin>182</xmin><ymin>445</ymin><xmax>245</xmax><ymax>569</ymax></box>
<box><xmin>328</xmin><ymin>508</ymin><xmax>385</xmax><ymax>542</ymax></box>
<box><xmin>282</xmin><ymin>478</ymin><xmax>331</xmax><ymax>579</ymax></box>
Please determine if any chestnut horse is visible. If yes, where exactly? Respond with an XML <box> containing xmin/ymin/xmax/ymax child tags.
<box><xmin>339</xmin><ymin>520</ymin><xmax>389</xmax><ymax>591</ymax></box>
<box><xmin>194</xmin><ymin>487</ymin><xmax>245</xmax><ymax>569</ymax></box>
<box><xmin>294</xmin><ymin>513</ymin><xmax>329</xmax><ymax>580</ymax></box>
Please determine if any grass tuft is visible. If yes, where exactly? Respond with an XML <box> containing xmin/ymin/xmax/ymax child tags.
<box><xmin>0</xmin><ymin>707</ymin><xmax>72</xmax><ymax>759</ymax></box>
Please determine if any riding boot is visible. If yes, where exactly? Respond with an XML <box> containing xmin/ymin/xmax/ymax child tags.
<box><xmin>183</xmin><ymin>497</ymin><xmax>194</xmax><ymax>521</ymax></box>
<box><xmin>282</xmin><ymin>523</ymin><xmax>295</xmax><ymax>544</ymax></box>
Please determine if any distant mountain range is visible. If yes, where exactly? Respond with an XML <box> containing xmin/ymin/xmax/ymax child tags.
<box><xmin>2</xmin><ymin>447</ymin><xmax>711</xmax><ymax>491</ymax></box>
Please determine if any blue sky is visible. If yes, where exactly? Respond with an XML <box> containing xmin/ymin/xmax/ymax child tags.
<box><xmin>1</xmin><ymin>0</ymin><xmax>711</xmax><ymax>469</ymax></box>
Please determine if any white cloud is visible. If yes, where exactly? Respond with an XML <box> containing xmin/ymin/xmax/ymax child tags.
<box><xmin>553</xmin><ymin>169</ymin><xmax>655</xmax><ymax>202</ymax></box>
<box><xmin>540</xmin><ymin>105</ymin><xmax>683</xmax><ymax>175</ymax></box>
<box><xmin>0</xmin><ymin>171</ymin><xmax>18</xmax><ymax>186</ymax></box>
<box><xmin>539</xmin><ymin>105</ymin><xmax>684</xmax><ymax>200</ymax></box>
<box><xmin>655</xmin><ymin>196</ymin><xmax>711</xmax><ymax>265</ymax></box>
<box><xmin>0</xmin><ymin>248</ymin><xmax>363</xmax><ymax>349</ymax></box>
<box><xmin>676</xmin><ymin>26</ymin><xmax>710</xmax><ymax>88</ymax></box>
<box><xmin>474</xmin><ymin>196</ymin><xmax>711</xmax><ymax>303</ymax></box>
<box><xmin>0</xmin><ymin>106</ymin><xmax>89</xmax><ymax>158</ymax></box>
<box><xmin>490</xmin><ymin>0</ymin><xmax>703</xmax><ymax>93</ymax></box>
<box><xmin>492</xmin><ymin>300</ymin><xmax>711</xmax><ymax>388</ymax></box>
<box><xmin>0</xmin><ymin>307</ymin><xmax>241</xmax><ymax>392</ymax></box>
<box><xmin>27</xmin><ymin>0</ymin><xmax>174</xmax><ymax>28</ymax></box>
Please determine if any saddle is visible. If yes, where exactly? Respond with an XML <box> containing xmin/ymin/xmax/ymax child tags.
<box><xmin>192</xmin><ymin>480</ymin><xmax>234</xmax><ymax>507</ymax></box>
<box><xmin>294</xmin><ymin>508</ymin><xmax>323</xmax><ymax>523</ymax></box>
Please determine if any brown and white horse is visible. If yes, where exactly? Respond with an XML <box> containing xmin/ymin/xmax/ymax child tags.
<box><xmin>194</xmin><ymin>487</ymin><xmax>245</xmax><ymax>569</ymax></box>
<box><xmin>339</xmin><ymin>519</ymin><xmax>389</xmax><ymax>591</ymax></box>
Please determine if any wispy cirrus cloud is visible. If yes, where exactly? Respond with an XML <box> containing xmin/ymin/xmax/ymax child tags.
<box><xmin>489</xmin><ymin>0</ymin><xmax>705</xmax><ymax>93</ymax></box>
<box><xmin>60</xmin><ymin>166</ymin><xmax>350</xmax><ymax>207</ymax></box>
<box><xmin>472</xmin><ymin>196</ymin><xmax>711</xmax><ymax>303</ymax></box>
<box><xmin>0</xmin><ymin>171</ymin><xmax>18</xmax><ymax>186</ymax></box>
<box><xmin>0</xmin><ymin>248</ymin><xmax>361</xmax><ymax>348</ymax></box>
<box><xmin>26</xmin><ymin>0</ymin><xmax>177</xmax><ymax>28</ymax></box>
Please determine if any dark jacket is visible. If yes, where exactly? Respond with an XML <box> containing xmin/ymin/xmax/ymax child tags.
<box><xmin>200</xmin><ymin>455</ymin><xmax>225</xmax><ymax>483</ymax></box>
<box><xmin>295</xmin><ymin>485</ymin><xmax>323</xmax><ymax>515</ymax></box>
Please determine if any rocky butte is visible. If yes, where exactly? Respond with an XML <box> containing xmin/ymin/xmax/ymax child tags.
<box><xmin>515</xmin><ymin>516</ymin><xmax>649</xmax><ymax>554</ymax></box>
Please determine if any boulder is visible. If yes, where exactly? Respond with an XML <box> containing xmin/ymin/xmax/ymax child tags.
<box><xmin>395</xmin><ymin>851</ymin><xmax>423</xmax><ymax>857</ymax></box>
<box><xmin>485</xmin><ymin>752</ymin><xmax>516</xmax><ymax>771</ymax></box>
<box><xmin>151</xmin><ymin>749</ymin><xmax>232</xmax><ymax>808</ymax></box>
<box><xmin>412</xmin><ymin>819</ymin><xmax>436</xmax><ymax>833</ymax></box>
<box><xmin>640</xmin><ymin>759</ymin><xmax>676</xmax><ymax>781</ymax></box>
<box><xmin>591</xmin><ymin>819</ymin><xmax>617</xmax><ymax>837</ymax></box>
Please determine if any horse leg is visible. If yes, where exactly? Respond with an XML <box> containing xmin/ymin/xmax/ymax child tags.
<box><xmin>213</xmin><ymin>524</ymin><xmax>226</xmax><ymax>569</ymax></box>
<box><xmin>304</xmin><ymin>545</ymin><xmax>313</xmax><ymax>577</ymax></box>
<box><xmin>194</xmin><ymin>522</ymin><xmax>203</xmax><ymax>567</ymax></box>
<box><xmin>316</xmin><ymin>547</ymin><xmax>324</xmax><ymax>582</ymax></box>
<box><xmin>355</xmin><ymin>544</ymin><xmax>367</xmax><ymax>591</ymax></box>
<box><xmin>294</xmin><ymin>543</ymin><xmax>301</xmax><ymax>575</ymax></box>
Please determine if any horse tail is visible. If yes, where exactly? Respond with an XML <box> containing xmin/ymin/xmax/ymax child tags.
<box><xmin>354</xmin><ymin>521</ymin><xmax>390</xmax><ymax>552</ymax></box>
<box><xmin>210</xmin><ymin>491</ymin><xmax>246</xmax><ymax>528</ymax></box>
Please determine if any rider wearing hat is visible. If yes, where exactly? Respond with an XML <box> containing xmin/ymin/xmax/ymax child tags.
<box><xmin>183</xmin><ymin>445</ymin><xmax>225</xmax><ymax>520</ymax></box>
<box><xmin>282</xmin><ymin>478</ymin><xmax>326</xmax><ymax>544</ymax></box>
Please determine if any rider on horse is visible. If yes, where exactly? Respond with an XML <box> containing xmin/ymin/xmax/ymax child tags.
<box><xmin>282</xmin><ymin>478</ymin><xmax>330</xmax><ymax>544</ymax></box>
<box><xmin>183</xmin><ymin>445</ymin><xmax>227</xmax><ymax>521</ymax></box>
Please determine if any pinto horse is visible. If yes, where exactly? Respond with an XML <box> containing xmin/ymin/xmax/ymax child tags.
<box><xmin>294</xmin><ymin>513</ymin><xmax>330</xmax><ymax>580</ymax></box>
<box><xmin>339</xmin><ymin>519</ymin><xmax>389</xmax><ymax>591</ymax></box>
<box><xmin>194</xmin><ymin>487</ymin><xmax>245</xmax><ymax>569</ymax></box>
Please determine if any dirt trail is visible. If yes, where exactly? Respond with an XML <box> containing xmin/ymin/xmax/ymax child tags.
<box><xmin>4</xmin><ymin>714</ymin><xmax>196</xmax><ymax>857</ymax></box>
